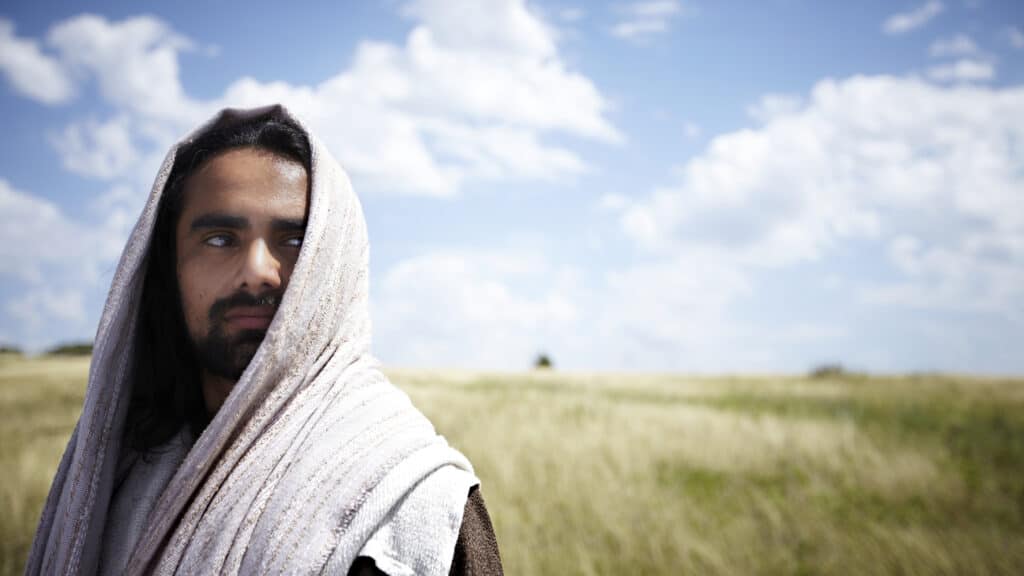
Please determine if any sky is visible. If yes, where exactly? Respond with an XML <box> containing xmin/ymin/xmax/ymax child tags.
<box><xmin>0</xmin><ymin>0</ymin><xmax>1022</xmax><ymax>373</ymax></box>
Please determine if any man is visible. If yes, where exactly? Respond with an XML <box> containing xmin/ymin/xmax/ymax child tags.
<box><xmin>27</xmin><ymin>106</ymin><xmax>502</xmax><ymax>575</ymax></box>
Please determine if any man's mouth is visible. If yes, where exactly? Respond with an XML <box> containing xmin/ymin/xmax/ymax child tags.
<box><xmin>223</xmin><ymin>306</ymin><xmax>276</xmax><ymax>331</ymax></box>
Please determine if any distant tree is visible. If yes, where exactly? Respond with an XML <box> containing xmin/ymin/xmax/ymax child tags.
<box><xmin>0</xmin><ymin>344</ymin><xmax>22</xmax><ymax>355</ymax></box>
<box><xmin>809</xmin><ymin>363</ymin><xmax>846</xmax><ymax>379</ymax></box>
<box><xmin>534</xmin><ymin>353</ymin><xmax>553</xmax><ymax>370</ymax></box>
<box><xmin>47</xmin><ymin>341</ymin><xmax>94</xmax><ymax>356</ymax></box>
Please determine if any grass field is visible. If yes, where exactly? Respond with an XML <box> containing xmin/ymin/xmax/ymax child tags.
<box><xmin>2</xmin><ymin>353</ymin><xmax>1023</xmax><ymax>574</ymax></box>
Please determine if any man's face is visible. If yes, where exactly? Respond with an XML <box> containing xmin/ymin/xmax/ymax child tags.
<box><xmin>175</xmin><ymin>147</ymin><xmax>309</xmax><ymax>381</ymax></box>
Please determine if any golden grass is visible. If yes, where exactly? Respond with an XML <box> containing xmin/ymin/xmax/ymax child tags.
<box><xmin>2</xmin><ymin>357</ymin><xmax>1023</xmax><ymax>574</ymax></box>
<box><xmin>0</xmin><ymin>354</ymin><xmax>88</xmax><ymax>575</ymax></box>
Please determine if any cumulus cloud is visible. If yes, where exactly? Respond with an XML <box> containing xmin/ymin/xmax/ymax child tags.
<box><xmin>926</xmin><ymin>58</ymin><xmax>995</xmax><ymax>82</ymax></box>
<box><xmin>370</xmin><ymin>244</ymin><xmax>760</xmax><ymax>371</ymax></box>
<box><xmin>597</xmin><ymin>248</ymin><xmax>754</xmax><ymax>369</ymax></box>
<box><xmin>369</xmin><ymin>242</ymin><xmax>778</xmax><ymax>370</ymax></box>
<box><xmin>862</xmin><ymin>232</ymin><xmax>1024</xmax><ymax>314</ymax></box>
<box><xmin>32</xmin><ymin>3</ymin><xmax>618</xmax><ymax>196</ymax></box>
<box><xmin>882</xmin><ymin>1</ymin><xmax>944</xmax><ymax>35</ymax></box>
<box><xmin>0</xmin><ymin>178</ymin><xmax>130</xmax><ymax>286</ymax></box>
<box><xmin>0</xmin><ymin>179</ymin><xmax>91</xmax><ymax>285</ymax></box>
<box><xmin>621</xmin><ymin>76</ymin><xmax>1024</xmax><ymax>314</ymax></box>
<box><xmin>372</xmin><ymin>248</ymin><xmax>582</xmax><ymax>368</ymax></box>
<box><xmin>928</xmin><ymin>33</ymin><xmax>978</xmax><ymax>57</ymax></box>
<box><xmin>2</xmin><ymin>2</ymin><xmax>622</xmax><ymax>354</ymax></box>
<box><xmin>47</xmin><ymin>14</ymin><xmax>201</xmax><ymax>124</ymax></box>
<box><xmin>7</xmin><ymin>288</ymin><xmax>86</xmax><ymax>329</ymax></box>
<box><xmin>0</xmin><ymin>179</ymin><xmax>127</xmax><ymax>349</ymax></box>
<box><xmin>0</xmin><ymin>18</ymin><xmax>74</xmax><ymax>104</ymax></box>
<box><xmin>51</xmin><ymin>116</ymin><xmax>139</xmax><ymax>180</ymax></box>
<box><xmin>611</xmin><ymin>0</ymin><xmax>683</xmax><ymax>41</ymax></box>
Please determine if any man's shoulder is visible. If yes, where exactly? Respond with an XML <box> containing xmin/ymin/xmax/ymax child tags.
<box><xmin>447</xmin><ymin>486</ymin><xmax>504</xmax><ymax>576</ymax></box>
<box><xmin>348</xmin><ymin>485</ymin><xmax>502</xmax><ymax>576</ymax></box>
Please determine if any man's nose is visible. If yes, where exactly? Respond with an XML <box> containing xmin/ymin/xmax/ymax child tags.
<box><xmin>239</xmin><ymin>239</ymin><xmax>282</xmax><ymax>291</ymax></box>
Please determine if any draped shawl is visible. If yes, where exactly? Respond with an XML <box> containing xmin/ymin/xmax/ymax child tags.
<box><xmin>26</xmin><ymin>105</ymin><xmax>477</xmax><ymax>575</ymax></box>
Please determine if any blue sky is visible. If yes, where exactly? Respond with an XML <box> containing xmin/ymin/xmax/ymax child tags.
<box><xmin>1</xmin><ymin>0</ymin><xmax>1022</xmax><ymax>373</ymax></box>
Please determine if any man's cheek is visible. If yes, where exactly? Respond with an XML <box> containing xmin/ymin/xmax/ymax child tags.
<box><xmin>179</xmin><ymin>289</ymin><xmax>205</xmax><ymax>335</ymax></box>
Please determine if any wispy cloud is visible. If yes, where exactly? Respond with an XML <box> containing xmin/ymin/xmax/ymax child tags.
<box><xmin>683</xmin><ymin>121</ymin><xmax>701</xmax><ymax>139</ymax></box>
<box><xmin>559</xmin><ymin>7</ymin><xmax>586</xmax><ymax>22</ymax></box>
<box><xmin>0</xmin><ymin>18</ymin><xmax>75</xmax><ymax>104</ymax></box>
<box><xmin>928</xmin><ymin>33</ymin><xmax>978</xmax><ymax>57</ymax></box>
<box><xmin>882</xmin><ymin>1</ymin><xmax>944</xmax><ymax>35</ymax></box>
<box><xmin>611</xmin><ymin>1</ymin><xmax>682</xmax><ymax>41</ymax></box>
<box><xmin>926</xmin><ymin>58</ymin><xmax>995</xmax><ymax>82</ymax></box>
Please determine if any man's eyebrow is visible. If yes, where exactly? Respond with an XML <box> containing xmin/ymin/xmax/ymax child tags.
<box><xmin>271</xmin><ymin>218</ymin><xmax>307</xmax><ymax>232</ymax></box>
<box><xmin>190</xmin><ymin>213</ymin><xmax>248</xmax><ymax>231</ymax></box>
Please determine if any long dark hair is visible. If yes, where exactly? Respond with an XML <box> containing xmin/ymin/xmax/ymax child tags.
<box><xmin>126</xmin><ymin>107</ymin><xmax>312</xmax><ymax>453</ymax></box>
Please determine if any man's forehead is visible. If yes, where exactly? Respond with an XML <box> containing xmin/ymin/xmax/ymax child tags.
<box><xmin>179</xmin><ymin>148</ymin><xmax>309</xmax><ymax>219</ymax></box>
<box><xmin>189</xmin><ymin>148</ymin><xmax>307</xmax><ymax>186</ymax></box>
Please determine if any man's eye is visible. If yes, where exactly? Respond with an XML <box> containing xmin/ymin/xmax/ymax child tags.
<box><xmin>283</xmin><ymin>236</ymin><xmax>303</xmax><ymax>248</ymax></box>
<box><xmin>204</xmin><ymin>234</ymin><xmax>234</xmax><ymax>247</ymax></box>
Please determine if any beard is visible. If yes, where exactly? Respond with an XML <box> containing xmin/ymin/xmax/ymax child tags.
<box><xmin>190</xmin><ymin>290</ymin><xmax>281</xmax><ymax>381</ymax></box>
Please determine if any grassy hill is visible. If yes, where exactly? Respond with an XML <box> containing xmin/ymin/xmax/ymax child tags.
<box><xmin>2</xmin><ymin>354</ymin><xmax>1023</xmax><ymax>574</ymax></box>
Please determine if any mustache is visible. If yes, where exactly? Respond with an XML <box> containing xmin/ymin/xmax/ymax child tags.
<box><xmin>208</xmin><ymin>290</ymin><xmax>283</xmax><ymax>323</ymax></box>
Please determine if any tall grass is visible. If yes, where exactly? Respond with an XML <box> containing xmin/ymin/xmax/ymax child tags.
<box><xmin>0</xmin><ymin>354</ymin><xmax>88</xmax><ymax>575</ymax></box>
<box><xmin>2</xmin><ymin>357</ymin><xmax>1023</xmax><ymax>574</ymax></box>
<box><xmin>395</xmin><ymin>369</ymin><xmax>1024</xmax><ymax>575</ymax></box>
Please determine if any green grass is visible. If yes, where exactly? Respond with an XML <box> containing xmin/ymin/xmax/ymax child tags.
<box><xmin>3</xmin><ymin>357</ymin><xmax>1024</xmax><ymax>574</ymax></box>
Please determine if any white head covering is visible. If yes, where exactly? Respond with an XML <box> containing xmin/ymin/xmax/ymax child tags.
<box><xmin>26</xmin><ymin>105</ymin><xmax>477</xmax><ymax>575</ymax></box>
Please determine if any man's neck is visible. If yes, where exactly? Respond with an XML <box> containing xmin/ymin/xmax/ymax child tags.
<box><xmin>201</xmin><ymin>369</ymin><xmax>236</xmax><ymax>417</ymax></box>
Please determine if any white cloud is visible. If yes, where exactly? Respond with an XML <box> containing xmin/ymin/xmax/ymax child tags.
<box><xmin>926</xmin><ymin>58</ymin><xmax>995</xmax><ymax>82</ymax></box>
<box><xmin>598</xmin><ymin>249</ymin><xmax>753</xmax><ymax>368</ymax></box>
<box><xmin>882</xmin><ymin>1</ymin><xmax>944</xmax><ymax>35</ymax></box>
<box><xmin>928</xmin><ymin>33</ymin><xmax>978</xmax><ymax>57</ymax></box>
<box><xmin>401</xmin><ymin>0</ymin><xmax>557</xmax><ymax>60</ymax></box>
<box><xmin>372</xmin><ymin>248</ymin><xmax>582</xmax><ymax>369</ymax></box>
<box><xmin>621</xmin><ymin>76</ymin><xmax>1024</xmax><ymax>314</ymax></box>
<box><xmin>47</xmin><ymin>14</ymin><xmax>201</xmax><ymax>125</ymax></box>
<box><xmin>0</xmin><ymin>179</ymin><xmax>87</xmax><ymax>284</ymax></box>
<box><xmin>0</xmin><ymin>18</ymin><xmax>74</xmax><ymax>104</ymax></box>
<box><xmin>0</xmin><ymin>178</ymin><xmax>129</xmax><ymax>284</ymax></box>
<box><xmin>28</xmin><ymin>4</ymin><xmax>618</xmax><ymax>198</ymax></box>
<box><xmin>0</xmin><ymin>179</ymin><xmax>127</xmax><ymax>349</ymax></box>
<box><xmin>596</xmin><ymin>192</ymin><xmax>630</xmax><ymax>212</ymax></box>
<box><xmin>611</xmin><ymin>0</ymin><xmax>682</xmax><ymax>40</ymax></box>
<box><xmin>7</xmin><ymin>288</ymin><xmax>86</xmax><ymax>329</ymax></box>
<box><xmin>51</xmin><ymin>116</ymin><xmax>139</xmax><ymax>180</ymax></box>
<box><xmin>628</xmin><ymin>0</ymin><xmax>682</xmax><ymax>17</ymax></box>
<box><xmin>746</xmin><ymin>93</ymin><xmax>803</xmax><ymax>123</ymax></box>
<box><xmin>859</xmin><ymin>231</ymin><xmax>1024</xmax><ymax>314</ymax></box>
<box><xmin>370</xmin><ymin>243</ymin><xmax>763</xmax><ymax>371</ymax></box>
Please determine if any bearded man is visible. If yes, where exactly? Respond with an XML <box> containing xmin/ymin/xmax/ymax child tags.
<box><xmin>27</xmin><ymin>106</ymin><xmax>502</xmax><ymax>575</ymax></box>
